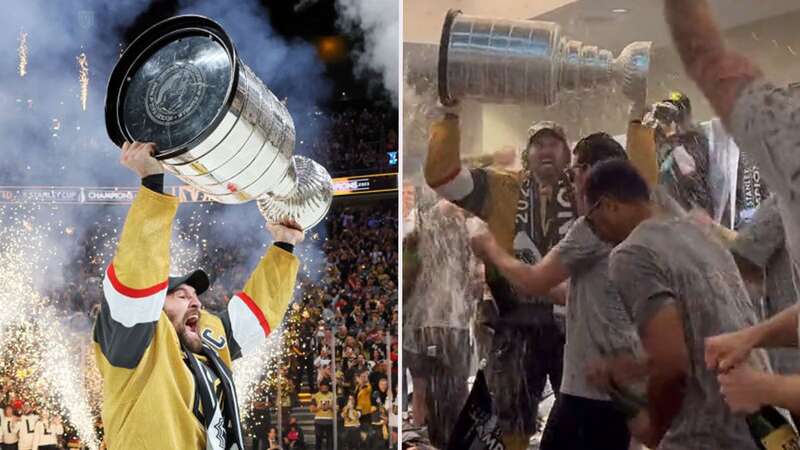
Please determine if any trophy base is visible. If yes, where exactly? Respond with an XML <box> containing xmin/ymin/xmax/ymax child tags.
<box><xmin>257</xmin><ymin>156</ymin><xmax>333</xmax><ymax>230</ymax></box>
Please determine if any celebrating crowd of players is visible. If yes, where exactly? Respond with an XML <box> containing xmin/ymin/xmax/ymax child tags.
<box><xmin>405</xmin><ymin>1</ymin><xmax>800</xmax><ymax>449</ymax></box>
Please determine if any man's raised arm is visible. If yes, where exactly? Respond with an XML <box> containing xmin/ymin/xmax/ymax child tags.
<box><xmin>94</xmin><ymin>142</ymin><xmax>177</xmax><ymax>369</ymax></box>
<box><xmin>663</xmin><ymin>0</ymin><xmax>762</xmax><ymax>122</ymax></box>
<box><xmin>424</xmin><ymin>112</ymin><xmax>511</xmax><ymax>222</ymax></box>
<box><xmin>218</xmin><ymin>223</ymin><xmax>302</xmax><ymax>360</ymax></box>
<box><xmin>424</xmin><ymin>112</ymin><xmax>474</xmax><ymax>203</ymax></box>
<box><xmin>665</xmin><ymin>0</ymin><xmax>800</xmax><ymax>328</ymax></box>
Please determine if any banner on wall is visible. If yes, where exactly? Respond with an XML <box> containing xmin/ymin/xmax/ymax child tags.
<box><xmin>0</xmin><ymin>173</ymin><xmax>398</xmax><ymax>205</ymax></box>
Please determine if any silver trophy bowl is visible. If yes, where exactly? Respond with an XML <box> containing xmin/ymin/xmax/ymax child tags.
<box><xmin>105</xmin><ymin>15</ymin><xmax>332</xmax><ymax>229</ymax></box>
<box><xmin>438</xmin><ymin>10</ymin><xmax>652</xmax><ymax>107</ymax></box>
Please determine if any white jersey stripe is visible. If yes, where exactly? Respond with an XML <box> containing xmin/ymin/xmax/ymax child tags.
<box><xmin>102</xmin><ymin>265</ymin><xmax>167</xmax><ymax>327</ymax></box>
<box><xmin>227</xmin><ymin>295</ymin><xmax>267</xmax><ymax>356</ymax></box>
<box><xmin>433</xmin><ymin>167</ymin><xmax>474</xmax><ymax>201</ymax></box>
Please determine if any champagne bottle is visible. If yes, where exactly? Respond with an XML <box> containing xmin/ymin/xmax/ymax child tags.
<box><xmin>747</xmin><ymin>406</ymin><xmax>800</xmax><ymax>450</ymax></box>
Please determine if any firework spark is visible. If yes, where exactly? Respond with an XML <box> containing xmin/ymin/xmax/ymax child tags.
<box><xmin>18</xmin><ymin>32</ymin><xmax>27</xmax><ymax>77</ymax></box>
<box><xmin>0</xmin><ymin>203</ymin><xmax>309</xmax><ymax>445</ymax></box>
<box><xmin>0</xmin><ymin>206</ymin><xmax>99</xmax><ymax>449</ymax></box>
<box><xmin>232</xmin><ymin>331</ymin><xmax>284</xmax><ymax>415</ymax></box>
<box><xmin>77</xmin><ymin>53</ymin><xmax>89</xmax><ymax>111</ymax></box>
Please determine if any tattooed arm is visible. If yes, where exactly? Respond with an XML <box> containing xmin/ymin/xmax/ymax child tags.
<box><xmin>663</xmin><ymin>0</ymin><xmax>762</xmax><ymax>123</ymax></box>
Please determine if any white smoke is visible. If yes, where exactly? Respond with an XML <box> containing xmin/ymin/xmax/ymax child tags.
<box><xmin>336</xmin><ymin>0</ymin><xmax>400</xmax><ymax>104</ymax></box>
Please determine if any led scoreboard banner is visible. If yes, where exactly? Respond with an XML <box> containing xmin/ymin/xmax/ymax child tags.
<box><xmin>331</xmin><ymin>172</ymin><xmax>398</xmax><ymax>196</ymax></box>
<box><xmin>0</xmin><ymin>173</ymin><xmax>398</xmax><ymax>205</ymax></box>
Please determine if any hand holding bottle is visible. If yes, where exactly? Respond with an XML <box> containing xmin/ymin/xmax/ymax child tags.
<box><xmin>718</xmin><ymin>365</ymin><xmax>767</xmax><ymax>413</ymax></box>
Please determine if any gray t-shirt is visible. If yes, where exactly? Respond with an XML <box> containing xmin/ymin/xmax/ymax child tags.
<box><xmin>730</xmin><ymin>80</ymin><xmax>800</xmax><ymax>284</ymax></box>
<box><xmin>554</xmin><ymin>217</ymin><xmax>641</xmax><ymax>401</ymax></box>
<box><xmin>731</xmin><ymin>195</ymin><xmax>800</xmax><ymax>374</ymax></box>
<box><xmin>610</xmin><ymin>217</ymin><xmax>768</xmax><ymax>450</ymax></box>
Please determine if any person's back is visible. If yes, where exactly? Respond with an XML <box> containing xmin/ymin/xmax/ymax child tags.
<box><xmin>356</xmin><ymin>382</ymin><xmax>373</xmax><ymax>416</ymax></box>
<box><xmin>17</xmin><ymin>414</ymin><xmax>37</xmax><ymax>450</ymax></box>
<box><xmin>0</xmin><ymin>413</ymin><xmax>18</xmax><ymax>447</ymax></box>
<box><xmin>611</xmin><ymin>217</ymin><xmax>768</xmax><ymax>449</ymax></box>
<box><xmin>31</xmin><ymin>419</ymin><xmax>61</xmax><ymax>450</ymax></box>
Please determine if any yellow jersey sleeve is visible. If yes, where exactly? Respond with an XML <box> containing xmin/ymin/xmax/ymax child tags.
<box><xmin>626</xmin><ymin>121</ymin><xmax>659</xmax><ymax>189</ymax></box>
<box><xmin>219</xmin><ymin>245</ymin><xmax>300</xmax><ymax>358</ymax></box>
<box><xmin>94</xmin><ymin>186</ymin><xmax>178</xmax><ymax>368</ymax></box>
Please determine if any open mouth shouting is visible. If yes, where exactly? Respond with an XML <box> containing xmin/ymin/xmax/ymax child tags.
<box><xmin>538</xmin><ymin>157</ymin><xmax>555</xmax><ymax>168</ymax></box>
<box><xmin>184</xmin><ymin>312</ymin><xmax>200</xmax><ymax>336</ymax></box>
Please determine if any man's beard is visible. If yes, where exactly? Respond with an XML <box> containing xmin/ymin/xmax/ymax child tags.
<box><xmin>532</xmin><ymin>164</ymin><xmax>562</xmax><ymax>187</ymax></box>
<box><xmin>179</xmin><ymin>327</ymin><xmax>203</xmax><ymax>354</ymax></box>
<box><xmin>173</xmin><ymin>311</ymin><xmax>203</xmax><ymax>353</ymax></box>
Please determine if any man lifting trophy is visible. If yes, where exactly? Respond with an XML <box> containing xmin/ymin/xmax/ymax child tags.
<box><xmin>105</xmin><ymin>14</ymin><xmax>333</xmax><ymax>229</ymax></box>
<box><xmin>421</xmin><ymin>9</ymin><xmax>653</xmax><ymax>450</ymax></box>
<box><xmin>95</xmin><ymin>15</ymin><xmax>330</xmax><ymax>449</ymax></box>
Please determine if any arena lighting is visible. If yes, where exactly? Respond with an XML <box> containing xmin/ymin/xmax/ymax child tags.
<box><xmin>612</xmin><ymin>8</ymin><xmax>629</xmax><ymax>14</ymax></box>
<box><xmin>331</xmin><ymin>172</ymin><xmax>398</xmax><ymax>196</ymax></box>
<box><xmin>317</xmin><ymin>35</ymin><xmax>347</xmax><ymax>62</ymax></box>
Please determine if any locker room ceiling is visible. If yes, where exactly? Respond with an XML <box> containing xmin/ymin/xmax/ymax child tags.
<box><xmin>404</xmin><ymin>0</ymin><xmax>800</xmax><ymax>51</ymax></box>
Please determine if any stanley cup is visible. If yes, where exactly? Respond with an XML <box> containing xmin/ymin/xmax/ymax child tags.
<box><xmin>438</xmin><ymin>10</ymin><xmax>652</xmax><ymax>107</ymax></box>
<box><xmin>105</xmin><ymin>15</ymin><xmax>332</xmax><ymax>229</ymax></box>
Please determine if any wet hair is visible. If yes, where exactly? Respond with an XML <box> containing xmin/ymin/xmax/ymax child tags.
<box><xmin>585</xmin><ymin>159</ymin><xmax>650</xmax><ymax>206</ymax></box>
<box><xmin>522</xmin><ymin>130</ymin><xmax>569</xmax><ymax>171</ymax></box>
<box><xmin>573</xmin><ymin>132</ymin><xmax>627</xmax><ymax>167</ymax></box>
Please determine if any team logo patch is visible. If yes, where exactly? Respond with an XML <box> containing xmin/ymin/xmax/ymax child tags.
<box><xmin>202</xmin><ymin>328</ymin><xmax>226</xmax><ymax>350</ymax></box>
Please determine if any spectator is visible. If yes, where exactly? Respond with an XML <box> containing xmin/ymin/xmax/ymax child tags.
<box><xmin>310</xmin><ymin>380</ymin><xmax>335</xmax><ymax>450</ymax></box>
<box><xmin>368</xmin><ymin>376</ymin><xmax>390</xmax><ymax>449</ymax></box>
<box><xmin>250</xmin><ymin>396</ymin><xmax>271</xmax><ymax>450</ymax></box>
<box><xmin>355</xmin><ymin>369</ymin><xmax>374</xmax><ymax>426</ymax></box>
<box><xmin>17</xmin><ymin>406</ymin><xmax>37</xmax><ymax>450</ymax></box>
<box><xmin>367</xmin><ymin>404</ymin><xmax>389</xmax><ymax>450</ymax></box>
<box><xmin>341</xmin><ymin>394</ymin><xmax>362</xmax><ymax>450</ymax></box>
<box><xmin>267</xmin><ymin>427</ymin><xmax>281</xmax><ymax>450</ymax></box>
<box><xmin>297</xmin><ymin>107</ymin><xmax>395</xmax><ymax>176</ymax></box>
<box><xmin>314</xmin><ymin>347</ymin><xmax>332</xmax><ymax>387</ymax></box>
<box><xmin>31</xmin><ymin>411</ymin><xmax>61</xmax><ymax>450</ymax></box>
<box><xmin>283</xmin><ymin>417</ymin><xmax>305</xmax><ymax>450</ymax></box>
<box><xmin>1</xmin><ymin>405</ymin><xmax>19</xmax><ymax>450</ymax></box>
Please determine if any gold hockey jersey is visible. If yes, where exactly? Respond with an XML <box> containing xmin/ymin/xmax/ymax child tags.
<box><xmin>424</xmin><ymin>116</ymin><xmax>658</xmax><ymax>256</ymax></box>
<box><xmin>93</xmin><ymin>187</ymin><xmax>299</xmax><ymax>449</ymax></box>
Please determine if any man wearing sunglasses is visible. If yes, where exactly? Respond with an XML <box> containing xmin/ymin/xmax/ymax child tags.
<box><xmin>470</xmin><ymin>133</ymin><xmax>652</xmax><ymax>450</ymax></box>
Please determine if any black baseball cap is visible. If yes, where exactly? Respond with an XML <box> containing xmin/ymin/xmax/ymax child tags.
<box><xmin>167</xmin><ymin>269</ymin><xmax>210</xmax><ymax>295</ymax></box>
